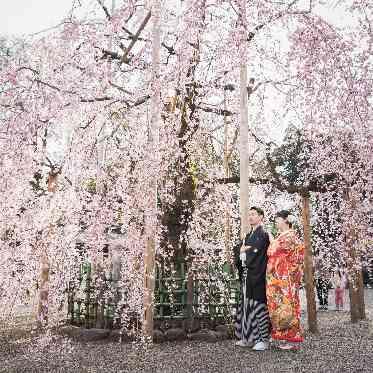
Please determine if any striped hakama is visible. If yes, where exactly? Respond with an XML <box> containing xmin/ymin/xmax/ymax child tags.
<box><xmin>235</xmin><ymin>268</ymin><xmax>270</xmax><ymax>344</ymax></box>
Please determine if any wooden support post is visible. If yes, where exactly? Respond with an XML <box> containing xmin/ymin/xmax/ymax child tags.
<box><xmin>36</xmin><ymin>172</ymin><xmax>57</xmax><ymax>328</ymax></box>
<box><xmin>348</xmin><ymin>248</ymin><xmax>366</xmax><ymax>323</ymax></box>
<box><xmin>143</xmin><ymin>0</ymin><xmax>160</xmax><ymax>341</ymax></box>
<box><xmin>186</xmin><ymin>270</ymin><xmax>194</xmax><ymax>320</ymax></box>
<box><xmin>238</xmin><ymin>1</ymin><xmax>249</xmax><ymax>239</ymax></box>
<box><xmin>357</xmin><ymin>269</ymin><xmax>366</xmax><ymax>320</ymax></box>
<box><xmin>301</xmin><ymin>193</ymin><xmax>318</xmax><ymax>334</ymax></box>
<box><xmin>223</xmin><ymin>89</ymin><xmax>232</xmax><ymax>268</ymax></box>
<box><xmin>143</xmin><ymin>237</ymin><xmax>156</xmax><ymax>338</ymax></box>
<box><xmin>36</xmin><ymin>256</ymin><xmax>50</xmax><ymax>327</ymax></box>
<box><xmin>344</xmin><ymin>188</ymin><xmax>366</xmax><ymax>323</ymax></box>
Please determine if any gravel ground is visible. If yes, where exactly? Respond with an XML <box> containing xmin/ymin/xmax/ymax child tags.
<box><xmin>1</xmin><ymin>291</ymin><xmax>373</xmax><ymax>373</ymax></box>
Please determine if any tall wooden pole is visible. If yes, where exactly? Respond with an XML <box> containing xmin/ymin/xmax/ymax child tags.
<box><xmin>36</xmin><ymin>172</ymin><xmax>57</xmax><ymax>328</ymax></box>
<box><xmin>347</xmin><ymin>238</ymin><xmax>365</xmax><ymax>323</ymax></box>
<box><xmin>344</xmin><ymin>188</ymin><xmax>366</xmax><ymax>323</ymax></box>
<box><xmin>143</xmin><ymin>0</ymin><xmax>159</xmax><ymax>341</ymax></box>
<box><xmin>348</xmin><ymin>266</ymin><xmax>366</xmax><ymax>323</ymax></box>
<box><xmin>301</xmin><ymin>193</ymin><xmax>318</xmax><ymax>333</ymax></box>
<box><xmin>238</xmin><ymin>1</ymin><xmax>249</xmax><ymax>239</ymax></box>
<box><xmin>223</xmin><ymin>88</ymin><xmax>232</xmax><ymax>266</ymax></box>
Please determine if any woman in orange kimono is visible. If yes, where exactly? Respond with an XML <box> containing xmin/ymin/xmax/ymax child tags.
<box><xmin>266</xmin><ymin>210</ymin><xmax>304</xmax><ymax>350</ymax></box>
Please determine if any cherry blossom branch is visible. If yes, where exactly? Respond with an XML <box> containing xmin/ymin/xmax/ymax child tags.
<box><xmin>16</xmin><ymin>68</ymin><xmax>116</xmax><ymax>104</ymax></box>
<box><xmin>241</xmin><ymin>0</ymin><xmax>313</xmax><ymax>44</ymax></box>
<box><xmin>95</xmin><ymin>0</ymin><xmax>111</xmax><ymax>20</ymax></box>
<box><xmin>121</xmin><ymin>11</ymin><xmax>152</xmax><ymax>64</ymax></box>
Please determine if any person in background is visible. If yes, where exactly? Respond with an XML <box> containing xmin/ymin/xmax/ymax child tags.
<box><xmin>316</xmin><ymin>274</ymin><xmax>330</xmax><ymax>311</ymax></box>
<box><xmin>234</xmin><ymin>207</ymin><xmax>271</xmax><ymax>351</ymax></box>
<box><xmin>363</xmin><ymin>257</ymin><xmax>373</xmax><ymax>289</ymax></box>
<box><xmin>332</xmin><ymin>269</ymin><xmax>347</xmax><ymax>311</ymax></box>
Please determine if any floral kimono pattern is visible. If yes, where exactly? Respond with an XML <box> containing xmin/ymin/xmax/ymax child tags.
<box><xmin>266</xmin><ymin>229</ymin><xmax>304</xmax><ymax>343</ymax></box>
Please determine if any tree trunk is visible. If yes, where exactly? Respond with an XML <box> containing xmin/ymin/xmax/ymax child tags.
<box><xmin>301</xmin><ymin>194</ymin><xmax>318</xmax><ymax>333</ymax></box>
<box><xmin>238</xmin><ymin>2</ymin><xmax>249</xmax><ymax>239</ymax></box>
<box><xmin>143</xmin><ymin>0</ymin><xmax>160</xmax><ymax>341</ymax></box>
<box><xmin>160</xmin><ymin>55</ymin><xmax>201</xmax><ymax>264</ymax></box>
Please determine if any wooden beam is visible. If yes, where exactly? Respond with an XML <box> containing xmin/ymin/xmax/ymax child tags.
<box><xmin>215</xmin><ymin>174</ymin><xmax>338</xmax><ymax>195</ymax></box>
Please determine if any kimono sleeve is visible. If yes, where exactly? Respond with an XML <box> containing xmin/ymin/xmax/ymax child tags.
<box><xmin>285</xmin><ymin>232</ymin><xmax>304</xmax><ymax>273</ymax></box>
<box><xmin>233</xmin><ymin>239</ymin><xmax>243</xmax><ymax>280</ymax></box>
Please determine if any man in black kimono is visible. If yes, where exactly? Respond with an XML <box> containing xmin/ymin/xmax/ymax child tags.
<box><xmin>234</xmin><ymin>206</ymin><xmax>271</xmax><ymax>351</ymax></box>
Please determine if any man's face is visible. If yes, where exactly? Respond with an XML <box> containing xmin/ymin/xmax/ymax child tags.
<box><xmin>248</xmin><ymin>209</ymin><xmax>263</xmax><ymax>226</ymax></box>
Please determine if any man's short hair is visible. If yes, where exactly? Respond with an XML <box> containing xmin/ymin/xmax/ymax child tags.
<box><xmin>249</xmin><ymin>206</ymin><xmax>264</xmax><ymax>217</ymax></box>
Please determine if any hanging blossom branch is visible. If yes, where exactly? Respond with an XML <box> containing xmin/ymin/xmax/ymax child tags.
<box><xmin>96</xmin><ymin>0</ymin><xmax>112</xmax><ymax>20</ymax></box>
<box><xmin>121</xmin><ymin>11</ymin><xmax>152</xmax><ymax>64</ymax></box>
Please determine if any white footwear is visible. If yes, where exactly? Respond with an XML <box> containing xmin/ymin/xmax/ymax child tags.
<box><xmin>235</xmin><ymin>340</ymin><xmax>252</xmax><ymax>347</ymax></box>
<box><xmin>252</xmin><ymin>341</ymin><xmax>268</xmax><ymax>351</ymax></box>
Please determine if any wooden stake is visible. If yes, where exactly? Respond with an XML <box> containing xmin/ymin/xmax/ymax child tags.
<box><xmin>301</xmin><ymin>194</ymin><xmax>318</xmax><ymax>333</ymax></box>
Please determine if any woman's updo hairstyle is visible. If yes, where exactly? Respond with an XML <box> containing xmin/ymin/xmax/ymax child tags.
<box><xmin>276</xmin><ymin>210</ymin><xmax>294</xmax><ymax>228</ymax></box>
